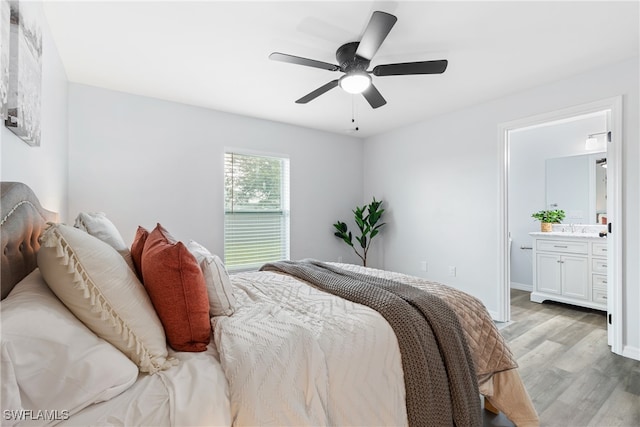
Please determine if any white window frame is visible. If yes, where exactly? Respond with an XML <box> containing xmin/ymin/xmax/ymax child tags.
<box><xmin>223</xmin><ymin>149</ymin><xmax>290</xmax><ymax>272</ymax></box>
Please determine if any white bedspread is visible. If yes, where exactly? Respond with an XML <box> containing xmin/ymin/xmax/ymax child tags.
<box><xmin>61</xmin><ymin>343</ymin><xmax>231</xmax><ymax>427</ymax></box>
<box><xmin>213</xmin><ymin>269</ymin><xmax>408</xmax><ymax>426</ymax></box>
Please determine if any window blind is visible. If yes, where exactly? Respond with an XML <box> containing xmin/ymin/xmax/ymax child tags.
<box><xmin>224</xmin><ymin>152</ymin><xmax>290</xmax><ymax>271</ymax></box>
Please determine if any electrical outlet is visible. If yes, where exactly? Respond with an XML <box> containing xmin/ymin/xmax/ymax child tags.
<box><xmin>420</xmin><ymin>261</ymin><xmax>428</xmax><ymax>272</ymax></box>
<box><xmin>448</xmin><ymin>266</ymin><xmax>456</xmax><ymax>277</ymax></box>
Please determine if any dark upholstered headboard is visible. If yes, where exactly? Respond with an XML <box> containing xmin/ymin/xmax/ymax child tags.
<box><xmin>1</xmin><ymin>182</ymin><xmax>58</xmax><ymax>299</ymax></box>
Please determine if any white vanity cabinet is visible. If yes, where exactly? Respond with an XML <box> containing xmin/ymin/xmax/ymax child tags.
<box><xmin>530</xmin><ymin>233</ymin><xmax>607</xmax><ymax>311</ymax></box>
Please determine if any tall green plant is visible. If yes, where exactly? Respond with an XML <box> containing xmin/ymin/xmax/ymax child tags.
<box><xmin>333</xmin><ymin>198</ymin><xmax>385</xmax><ymax>267</ymax></box>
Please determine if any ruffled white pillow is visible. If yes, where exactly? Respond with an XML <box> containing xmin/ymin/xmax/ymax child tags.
<box><xmin>187</xmin><ymin>240</ymin><xmax>236</xmax><ymax>317</ymax></box>
<box><xmin>1</xmin><ymin>269</ymin><xmax>139</xmax><ymax>423</ymax></box>
<box><xmin>37</xmin><ymin>223</ymin><xmax>176</xmax><ymax>373</ymax></box>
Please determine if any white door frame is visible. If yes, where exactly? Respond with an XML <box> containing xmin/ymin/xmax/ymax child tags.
<box><xmin>497</xmin><ymin>96</ymin><xmax>623</xmax><ymax>355</ymax></box>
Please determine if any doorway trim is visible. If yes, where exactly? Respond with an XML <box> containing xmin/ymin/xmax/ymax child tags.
<box><xmin>498</xmin><ymin>96</ymin><xmax>623</xmax><ymax>354</ymax></box>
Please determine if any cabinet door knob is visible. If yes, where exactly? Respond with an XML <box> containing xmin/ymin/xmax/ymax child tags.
<box><xmin>554</xmin><ymin>245</ymin><xmax>568</xmax><ymax>248</ymax></box>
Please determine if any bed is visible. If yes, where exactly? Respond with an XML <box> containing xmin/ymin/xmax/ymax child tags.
<box><xmin>0</xmin><ymin>181</ymin><xmax>539</xmax><ymax>426</ymax></box>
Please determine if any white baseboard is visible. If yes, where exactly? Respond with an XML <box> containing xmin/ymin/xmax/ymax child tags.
<box><xmin>622</xmin><ymin>345</ymin><xmax>640</xmax><ymax>361</ymax></box>
<box><xmin>510</xmin><ymin>282</ymin><xmax>533</xmax><ymax>292</ymax></box>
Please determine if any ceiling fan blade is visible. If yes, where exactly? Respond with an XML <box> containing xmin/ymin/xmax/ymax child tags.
<box><xmin>269</xmin><ymin>52</ymin><xmax>340</xmax><ymax>71</ymax></box>
<box><xmin>362</xmin><ymin>84</ymin><xmax>387</xmax><ymax>109</ymax></box>
<box><xmin>355</xmin><ymin>11</ymin><xmax>397</xmax><ymax>61</ymax></box>
<box><xmin>296</xmin><ymin>80</ymin><xmax>340</xmax><ymax>104</ymax></box>
<box><xmin>372</xmin><ymin>60</ymin><xmax>448</xmax><ymax>76</ymax></box>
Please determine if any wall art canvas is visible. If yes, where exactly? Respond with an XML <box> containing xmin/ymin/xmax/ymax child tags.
<box><xmin>5</xmin><ymin>0</ymin><xmax>41</xmax><ymax>146</ymax></box>
<box><xmin>0</xmin><ymin>0</ymin><xmax>9</xmax><ymax>120</ymax></box>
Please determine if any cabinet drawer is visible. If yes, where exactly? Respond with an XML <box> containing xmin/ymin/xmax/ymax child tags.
<box><xmin>593</xmin><ymin>281</ymin><xmax>608</xmax><ymax>304</ymax></box>
<box><xmin>536</xmin><ymin>240</ymin><xmax>588</xmax><ymax>255</ymax></box>
<box><xmin>592</xmin><ymin>242</ymin><xmax>608</xmax><ymax>257</ymax></box>
<box><xmin>593</xmin><ymin>274</ymin><xmax>608</xmax><ymax>287</ymax></box>
<box><xmin>592</xmin><ymin>258</ymin><xmax>608</xmax><ymax>273</ymax></box>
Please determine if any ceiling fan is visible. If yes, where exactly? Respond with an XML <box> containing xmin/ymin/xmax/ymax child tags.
<box><xmin>269</xmin><ymin>11</ymin><xmax>448</xmax><ymax>109</ymax></box>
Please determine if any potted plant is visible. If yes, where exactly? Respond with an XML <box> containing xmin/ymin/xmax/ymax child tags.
<box><xmin>333</xmin><ymin>197</ymin><xmax>385</xmax><ymax>267</ymax></box>
<box><xmin>531</xmin><ymin>209</ymin><xmax>565</xmax><ymax>232</ymax></box>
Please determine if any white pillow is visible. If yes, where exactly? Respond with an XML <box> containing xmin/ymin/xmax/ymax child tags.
<box><xmin>37</xmin><ymin>223</ymin><xmax>175</xmax><ymax>374</ymax></box>
<box><xmin>74</xmin><ymin>212</ymin><xmax>136</xmax><ymax>271</ymax></box>
<box><xmin>0</xmin><ymin>269</ymin><xmax>139</xmax><ymax>423</ymax></box>
<box><xmin>187</xmin><ymin>240</ymin><xmax>236</xmax><ymax>317</ymax></box>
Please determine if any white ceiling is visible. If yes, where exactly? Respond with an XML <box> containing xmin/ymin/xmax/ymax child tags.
<box><xmin>42</xmin><ymin>1</ymin><xmax>639</xmax><ymax>138</ymax></box>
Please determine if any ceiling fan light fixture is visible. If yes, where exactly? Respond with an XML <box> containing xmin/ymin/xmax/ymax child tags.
<box><xmin>339</xmin><ymin>72</ymin><xmax>371</xmax><ymax>94</ymax></box>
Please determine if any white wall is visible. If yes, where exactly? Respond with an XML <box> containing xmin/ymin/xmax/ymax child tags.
<box><xmin>67</xmin><ymin>84</ymin><xmax>364</xmax><ymax>265</ymax></box>
<box><xmin>0</xmin><ymin>2</ymin><xmax>68</xmax><ymax>217</ymax></box>
<box><xmin>363</xmin><ymin>57</ymin><xmax>639</xmax><ymax>357</ymax></box>
<box><xmin>509</xmin><ymin>114</ymin><xmax>607</xmax><ymax>289</ymax></box>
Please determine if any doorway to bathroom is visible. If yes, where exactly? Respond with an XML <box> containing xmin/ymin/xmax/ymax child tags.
<box><xmin>498</xmin><ymin>96</ymin><xmax>622</xmax><ymax>355</ymax></box>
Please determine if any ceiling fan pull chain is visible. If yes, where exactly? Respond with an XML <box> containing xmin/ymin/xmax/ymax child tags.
<box><xmin>352</xmin><ymin>96</ymin><xmax>359</xmax><ymax>131</ymax></box>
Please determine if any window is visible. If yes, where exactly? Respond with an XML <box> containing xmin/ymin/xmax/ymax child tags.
<box><xmin>224</xmin><ymin>152</ymin><xmax>290</xmax><ymax>271</ymax></box>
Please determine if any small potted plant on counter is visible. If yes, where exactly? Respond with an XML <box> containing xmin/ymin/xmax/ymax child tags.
<box><xmin>531</xmin><ymin>209</ymin><xmax>565</xmax><ymax>232</ymax></box>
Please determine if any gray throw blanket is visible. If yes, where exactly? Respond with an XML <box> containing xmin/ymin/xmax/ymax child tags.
<box><xmin>260</xmin><ymin>260</ymin><xmax>481</xmax><ymax>427</ymax></box>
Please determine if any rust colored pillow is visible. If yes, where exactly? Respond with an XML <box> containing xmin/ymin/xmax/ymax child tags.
<box><xmin>141</xmin><ymin>224</ymin><xmax>211</xmax><ymax>352</ymax></box>
<box><xmin>130</xmin><ymin>226</ymin><xmax>149</xmax><ymax>280</ymax></box>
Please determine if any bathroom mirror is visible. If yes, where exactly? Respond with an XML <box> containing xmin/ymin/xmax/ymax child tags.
<box><xmin>545</xmin><ymin>152</ymin><xmax>606</xmax><ymax>224</ymax></box>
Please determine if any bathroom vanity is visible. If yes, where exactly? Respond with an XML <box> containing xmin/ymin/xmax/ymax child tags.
<box><xmin>530</xmin><ymin>228</ymin><xmax>607</xmax><ymax>311</ymax></box>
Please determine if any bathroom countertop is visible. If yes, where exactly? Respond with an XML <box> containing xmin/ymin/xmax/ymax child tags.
<box><xmin>529</xmin><ymin>231</ymin><xmax>606</xmax><ymax>239</ymax></box>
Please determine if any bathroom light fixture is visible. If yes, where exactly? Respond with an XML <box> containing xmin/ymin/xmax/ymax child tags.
<box><xmin>585</xmin><ymin>131</ymin><xmax>609</xmax><ymax>150</ymax></box>
<box><xmin>339</xmin><ymin>71</ymin><xmax>371</xmax><ymax>94</ymax></box>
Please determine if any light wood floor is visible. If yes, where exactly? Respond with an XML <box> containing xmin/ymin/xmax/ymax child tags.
<box><xmin>483</xmin><ymin>289</ymin><xmax>640</xmax><ymax>427</ymax></box>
